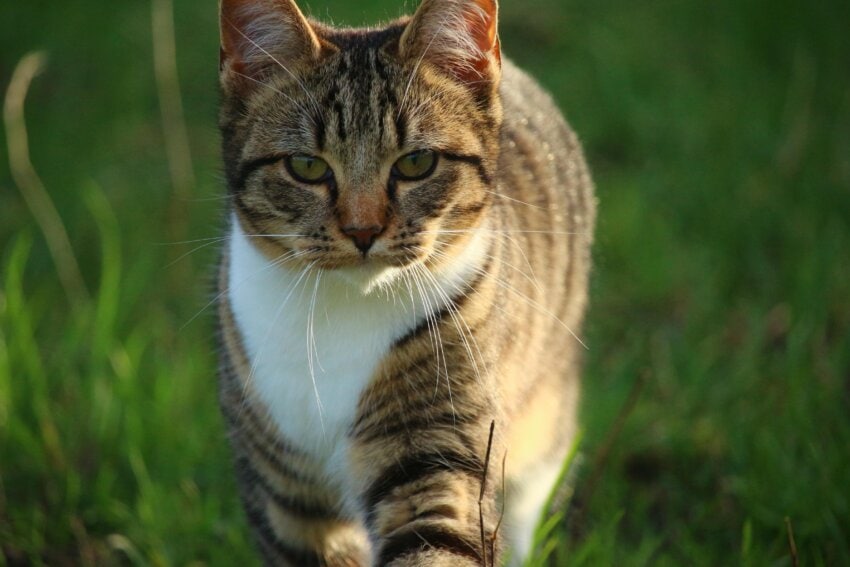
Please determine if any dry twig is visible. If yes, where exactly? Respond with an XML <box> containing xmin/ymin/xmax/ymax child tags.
<box><xmin>488</xmin><ymin>451</ymin><xmax>507</xmax><ymax>565</ymax></box>
<box><xmin>479</xmin><ymin>420</ymin><xmax>496</xmax><ymax>566</ymax></box>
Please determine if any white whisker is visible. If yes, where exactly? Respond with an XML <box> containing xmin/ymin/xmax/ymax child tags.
<box><xmin>181</xmin><ymin>247</ymin><xmax>305</xmax><ymax>331</ymax></box>
<box><xmin>306</xmin><ymin>269</ymin><xmax>326</xmax><ymax>437</ymax></box>
<box><xmin>240</xmin><ymin>259</ymin><xmax>317</xmax><ymax>416</ymax></box>
<box><xmin>484</xmin><ymin>190</ymin><xmax>546</xmax><ymax>210</ymax></box>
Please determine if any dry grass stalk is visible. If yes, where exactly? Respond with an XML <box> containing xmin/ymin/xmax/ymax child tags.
<box><xmin>152</xmin><ymin>0</ymin><xmax>196</xmax><ymax>262</ymax></box>
<box><xmin>785</xmin><ymin>517</ymin><xmax>799</xmax><ymax>567</ymax></box>
<box><xmin>3</xmin><ymin>52</ymin><xmax>90</xmax><ymax>305</ymax></box>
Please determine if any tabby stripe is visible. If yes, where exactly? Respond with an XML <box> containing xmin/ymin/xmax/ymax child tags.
<box><xmin>230</xmin><ymin>205</ymin><xmax>265</xmax><ymax>239</ymax></box>
<box><xmin>356</xmin><ymin>284</ymin><xmax>494</xmax><ymax>438</ymax></box>
<box><xmin>233</xmin><ymin>195</ymin><xmax>273</xmax><ymax>223</ymax></box>
<box><xmin>327</xmin><ymin>177</ymin><xmax>339</xmax><ymax>206</ymax></box>
<box><xmin>372</xmin><ymin>55</ymin><xmax>406</xmax><ymax>148</ymax></box>
<box><xmin>315</xmin><ymin>116</ymin><xmax>327</xmax><ymax>152</ymax></box>
<box><xmin>391</xmin><ymin>303</ymin><xmax>450</xmax><ymax>350</ymax></box>
<box><xmin>323</xmin><ymin>84</ymin><xmax>340</xmax><ymax>109</ymax></box>
<box><xmin>243</xmin><ymin>502</ymin><xmax>323</xmax><ymax>567</ymax></box>
<box><xmin>236</xmin><ymin>457</ymin><xmax>338</xmax><ymax>520</ymax></box>
<box><xmin>364</xmin><ymin>450</ymin><xmax>484</xmax><ymax>527</ymax></box>
<box><xmin>334</xmin><ymin>101</ymin><xmax>347</xmax><ymax>140</ymax></box>
<box><xmin>377</xmin><ymin>526</ymin><xmax>483</xmax><ymax>565</ymax></box>
<box><xmin>228</xmin><ymin>414</ymin><xmax>311</xmax><ymax>482</ymax></box>
<box><xmin>562</xmin><ymin>198</ymin><xmax>578</xmax><ymax>320</ymax></box>
<box><xmin>442</xmin><ymin>152</ymin><xmax>492</xmax><ymax>186</ymax></box>
<box><xmin>391</xmin><ymin>252</ymin><xmax>492</xmax><ymax>350</ymax></box>
<box><xmin>355</xmin><ymin>403</ymin><xmax>483</xmax><ymax>444</ymax></box>
<box><xmin>355</xmin><ymin>378</ymin><xmax>470</xmax><ymax>436</ymax></box>
<box><xmin>219</xmin><ymin>371</ymin><xmax>307</xmax><ymax>457</ymax></box>
<box><xmin>448</xmin><ymin>199</ymin><xmax>488</xmax><ymax>220</ymax></box>
<box><xmin>237</xmin><ymin>154</ymin><xmax>285</xmax><ymax>192</ymax></box>
<box><xmin>395</xmin><ymin>113</ymin><xmax>408</xmax><ymax>149</ymax></box>
<box><xmin>386</xmin><ymin>177</ymin><xmax>399</xmax><ymax>203</ymax></box>
<box><xmin>220</xmin><ymin>390</ymin><xmax>316</xmax><ymax>482</ymax></box>
<box><xmin>565</xmin><ymin>128</ymin><xmax>592</xmax><ymax>315</ymax></box>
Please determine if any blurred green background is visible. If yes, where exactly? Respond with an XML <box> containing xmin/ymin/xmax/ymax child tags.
<box><xmin>1</xmin><ymin>0</ymin><xmax>849</xmax><ymax>565</ymax></box>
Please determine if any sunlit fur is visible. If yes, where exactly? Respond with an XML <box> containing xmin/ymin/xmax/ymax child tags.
<box><xmin>216</xmin><ymin>0</ymin><xmax>595</xmax><ymax>565</ymax></box>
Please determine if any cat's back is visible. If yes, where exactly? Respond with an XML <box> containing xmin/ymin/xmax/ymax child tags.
<box><xmin>498</xmin><ymin>59</ymin><xmax>592</xmax><ymax>212</ymax></box>
<box><xmin>496</xmin><ymin>59</ymin><xmax>595</xmax><ymax>325</ymax></box>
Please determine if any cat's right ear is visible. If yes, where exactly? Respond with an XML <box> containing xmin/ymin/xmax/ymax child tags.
<box><xmin>399</xmin><ymin>0</ymin><xmax>501</xmax><ymax>91</ymax></box>
<box><xmin>219</xmin><ymin>0</ymin><xmax>322</xmax><ymax>92</ymax></box>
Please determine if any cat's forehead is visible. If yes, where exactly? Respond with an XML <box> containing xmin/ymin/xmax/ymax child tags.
<box><xmin>314</xmin><ymin>23</ymin><xmax>409</xmax><ymax>90</ymax></box>
<box><xmin>293</xmin><ymin>24</ymin><xmax>427</xmax><ymax>173</ymax></box>
<box><xmin>317</xmin><ymin>20</ymin><xmax>409</xmax><ymax>51</ymax></box>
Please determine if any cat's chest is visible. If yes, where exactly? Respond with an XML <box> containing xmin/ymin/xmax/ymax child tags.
<box><xmin>227</xmin><ymin>226</ymin><xmax>417</xmax><ymax>471</ymax></box>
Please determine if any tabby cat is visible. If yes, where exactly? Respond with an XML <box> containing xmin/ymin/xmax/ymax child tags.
<box><xmin>216</xmin><ymin>0</ymin><xmax>595</xmax><ymax>564</ymax></box>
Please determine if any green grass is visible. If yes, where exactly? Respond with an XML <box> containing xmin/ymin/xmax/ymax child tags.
<box><xmin>2</xmin><ymin>0</ymin><xmax>849</xmax><ymax>564</ymax></box>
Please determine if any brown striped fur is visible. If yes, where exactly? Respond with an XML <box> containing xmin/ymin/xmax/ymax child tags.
<box><xmin>216</xmin><ymin>0</ymin><xmax>595</xmax><ymax>564</ymax></box>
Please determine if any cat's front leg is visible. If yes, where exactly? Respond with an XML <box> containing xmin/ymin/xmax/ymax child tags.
<box><xmin>351</xmin><ymin>427</ymin><xmax>503</xmax><ymax>566</ymax></box>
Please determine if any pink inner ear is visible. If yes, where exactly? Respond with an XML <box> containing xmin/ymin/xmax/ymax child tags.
<box><xmin>220</xmin><ymin>0</ymin><xmax>255</xmax><ymax>74</ymax></box>
<box><xmin>468</xmin><ymin>0</ymin><xmax>498</xmax><ymax>53</ymax></box>
<box><xmin>454</xmin><ymin>0</ymin><xmax>500</xmax><ymax>83</ymax></box>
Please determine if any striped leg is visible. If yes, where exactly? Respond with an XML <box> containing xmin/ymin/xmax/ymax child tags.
<box><xmin>353</xmin><ymin>426</ymin><xmax>503</xmax><ymax>566</ymax></box>
<box><xmin>220</xmin><ymin>353</ymin><xmax>369</xmax><ymax>566</ymax></box>
<box><xmin>233</xmin><ymin>450</ymin><xmax>369</xmax><ymax>567</ymax></box>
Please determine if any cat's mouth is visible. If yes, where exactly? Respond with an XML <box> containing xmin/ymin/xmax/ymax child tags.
<box><xmin>299</xmin><ymin>243</ymin><xmax>430</xmax><ymax>294</ymax></box>
<box><xmin>330</xmin><ymin>262</ymin><xmax>407</xmax><ymax>294</ymax></box>
<box><xmin>297</xmin><ymin>237</ymin><xmax>429</xmax><ymax>270</ymax></box>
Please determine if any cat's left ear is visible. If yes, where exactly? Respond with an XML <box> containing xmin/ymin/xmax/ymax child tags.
<box><xmin>219</xmin><ymin>0</ymin><xmax>323</xmax><ymax>91</ymax></box>
<box><xmin>399</xmin><ymin>0</ymin><xmax>501</xmax><ymax>90</ymax></box>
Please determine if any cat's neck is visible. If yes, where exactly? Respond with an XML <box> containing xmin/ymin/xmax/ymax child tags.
<box><xmin>228</xmin><ymin>214</ymin><xmax>491</xmax><ymax>303</ymax></box>
<box><xmin>225</xmin><ymin>213</ymin><xmax>491</xmax><ymax>460</ymax></box>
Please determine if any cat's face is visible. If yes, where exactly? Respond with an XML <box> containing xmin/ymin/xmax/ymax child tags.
<box><xmin>219</xmin><ymin>0</ymin><xmax>502</xmax><ymax>283</ymax></box>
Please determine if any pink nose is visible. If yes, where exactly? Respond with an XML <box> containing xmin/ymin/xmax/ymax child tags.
<box><xmin>342</xmin><ymin>225</ymin><xmax>383</xmax><ymax>253</ymax></box>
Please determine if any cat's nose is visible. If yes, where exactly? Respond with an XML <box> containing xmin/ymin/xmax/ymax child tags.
<box><xmin>342</xmin><ymin>225</ymin><xmax>384</xmax><ymax>253</ymax></box>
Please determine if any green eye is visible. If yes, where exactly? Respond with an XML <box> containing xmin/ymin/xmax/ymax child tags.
<box><xmin>393</xmin><ymin>150</ymin><xmax>438</xmax><ymax>181</ymax></box>
<box><xmin>286</xmin><ymin>155</ymin><xmax>332</xmax><ymax>183</ymax></box>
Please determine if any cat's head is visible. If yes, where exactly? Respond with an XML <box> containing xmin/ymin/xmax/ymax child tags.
<box><xmin>219</xmin><ymin>0</ymin><xmax>502</xmax><ymax>286</ymax></box>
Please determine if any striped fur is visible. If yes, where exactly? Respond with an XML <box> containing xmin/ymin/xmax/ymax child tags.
<box><xmin>216</xmin><ymin>0</ymin><xmax>595</xmax><ymax>565</ymax></box>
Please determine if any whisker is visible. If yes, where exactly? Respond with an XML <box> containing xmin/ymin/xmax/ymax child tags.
<box><xmin>409</xmin><ymin>263</ymin><xmax>450</xmax><ymax>409</ymax></box>
<box><xmin>180</xmin><ymin>247</ymin><xmax>306</xmax><ymax>331</ymax></box>
<box><xmin>240</xmin><ymin>259</ymin><xmax>317</xmax><ymax>417</ymax></box>
<box><xmin>163</xmin><ymin>238</ymin><xmax>225</xmax><ymax>269</ymax></box>
<box><xmin>421</xmin><ymin>228</ymin><xmax>589</xmax><ymax>236</ymax></box>
<box><xmin>484</xmin><ymin>190</ymin><xmax>546</xmax><ymax>210</ymax></box>
<box><xmin>416</xmin><ymin>262</ymin><xmax>486</xmax><ymax>389</ymax></box>
<box><xmin>422</xmin><ymin>244</ymin><xmax>588</xmax><ymax>349</ymax></box>
<box><xmin>154</xmin><ymin>236</ymin><xmax>227</xmax><ymax>246</ymax></box>
<box><xmin>306</xmin><ymin>268</ymin><xmax>326</xmax><ymax>437</ymax></box>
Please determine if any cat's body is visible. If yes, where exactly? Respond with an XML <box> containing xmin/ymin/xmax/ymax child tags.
<box><xmin>216</xmin><ymin>1</ymin><xmax>595</xmax><ymax>565</ymax></box>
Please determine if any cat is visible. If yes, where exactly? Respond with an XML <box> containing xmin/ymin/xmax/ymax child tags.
<box><xmin>215</xmin><ymin>0</ymin><xmax>595</xmax><ymax>565</ymax></box>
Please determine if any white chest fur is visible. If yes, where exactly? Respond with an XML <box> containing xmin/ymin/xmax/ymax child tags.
<box><xmin>227</xmin><ymin>217</ymin><xmax>487</xmax><ymax>488</ymax></box>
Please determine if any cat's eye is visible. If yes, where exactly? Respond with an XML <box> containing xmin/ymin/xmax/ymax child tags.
<box><xmin>392</xmin><ymin>150</ymin><xmax>438</xmax><ymax>181</ymax></box>
<box><xmin>285</xmin><ymin>155</ymin><xmax>332</xmax><ymax>184</ymax></box>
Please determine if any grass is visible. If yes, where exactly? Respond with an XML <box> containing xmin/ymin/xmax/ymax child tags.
<box><xmin>1</xmin><ymin>0</ymin><xmax>849</xmax><ymax>564</ymax></box>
